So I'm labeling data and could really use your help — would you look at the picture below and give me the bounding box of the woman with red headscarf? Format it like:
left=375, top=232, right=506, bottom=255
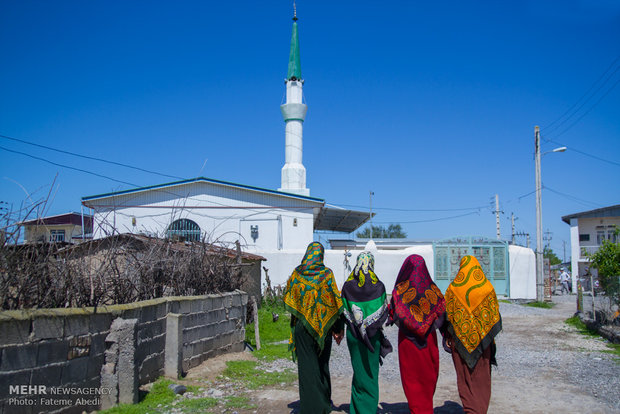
left=388, top=254, right=446, bottom=414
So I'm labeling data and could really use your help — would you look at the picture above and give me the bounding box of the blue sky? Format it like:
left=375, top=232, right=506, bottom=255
left=1, top=1, right=619, bottom=257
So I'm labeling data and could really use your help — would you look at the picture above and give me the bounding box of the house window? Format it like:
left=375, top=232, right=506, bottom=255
left=166, top=219, right=201, bottom=242
left=579, top=234, right=590, bottom=242
left=50, top=230, right=65, bottom=242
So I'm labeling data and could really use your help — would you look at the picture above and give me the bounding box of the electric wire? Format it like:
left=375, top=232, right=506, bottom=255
left=0, top=145, right=139, bottom=187
left=0, top=133, right=186, bottom=181
left=543, top=185, right=603, bottom=208
left=543, top=53, right=620, bottom=133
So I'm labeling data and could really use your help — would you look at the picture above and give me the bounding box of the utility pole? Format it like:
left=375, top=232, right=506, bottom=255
left=495, top=194, right=501, bottom=240
left=562, top=240, right=567, bottom=263
left=544, top=229, right=553, bottom=249
left=369, top=191, right=374, bottom=239
left=511, top=213, right=517, bottom=244
left=527, top=233, right=531, bottom=249
left=535, top=126, right=544, bottom=302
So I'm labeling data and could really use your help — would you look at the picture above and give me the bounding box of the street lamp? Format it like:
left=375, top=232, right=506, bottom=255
left=535, top=126, right=566, bottom=302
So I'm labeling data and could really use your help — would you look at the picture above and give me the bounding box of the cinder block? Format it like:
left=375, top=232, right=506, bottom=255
left=190, top=299, right=204, bottom=313
left=154, top=302, right=168, bottom=319
left=87, top=354, right=105, bottom=379
left=231, top=294, right=242, bottom=307
left=36, top=339, right=69, bottom=365
left=140, top=305, right=156, bottom=323
left=31, top=316, right=63, bottom=340
left=0, top=370, right=32, bottom=399
left=200, top=297, right=213, bottom=311
left=0, top=319, right=31, bottom=346
left=178, top=300, right=192, bottom=314
left=211, top=297, right=224, bottom=310
left=60, top=358, right=89, bottom=384
left=168, top=301, right=179, bottom=314
left=90, top=333, right=107, bottom=355
left=64, top=315, right=90, bottom=337
left=149, top=334, right=166, bottom=356
left=1, top=343, right=38, bottom=371
left=30, top=364, right=63, bottom=386
left=241, top=293, right=249, bottom=306
left=89, top=313, right=112, bottom=333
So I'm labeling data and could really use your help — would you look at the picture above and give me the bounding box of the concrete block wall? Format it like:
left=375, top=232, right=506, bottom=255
left=0, top=290, right=248, bottom=414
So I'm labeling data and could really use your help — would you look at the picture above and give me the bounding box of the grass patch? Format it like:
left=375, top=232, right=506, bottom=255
left=100, top=378, right=216, bottom=414
left=245, top=303, right=290, bottom=345
left=565, top=316, right=620, bottom=363
left=224, top=395, right=257, bottom=410
left=524, top=301, right=555, bottom=309
left=100, top=378, right=176, bottom=414
left=222, top=360, right=297, bottom=389
left=564, top=315, right=599, bottom=337
left=254, top=342, right=291, bottom=361
left=498, top=299, right=511, bottom=304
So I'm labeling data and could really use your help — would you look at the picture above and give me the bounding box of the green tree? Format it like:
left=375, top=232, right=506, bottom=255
left=543, top=246, right=562, bottom=266
left=356, top=224, right=407, bottom=239
left=588, top=231, right=620, bottom=306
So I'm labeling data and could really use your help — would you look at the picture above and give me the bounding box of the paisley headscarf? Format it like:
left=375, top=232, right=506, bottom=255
left=445, top=255, right=502, bottom=369
left=284, top=242, right=344, bottom=355
left=341, top=252, right=391, bottom=354
left=388, top=255, right=446, bottom=342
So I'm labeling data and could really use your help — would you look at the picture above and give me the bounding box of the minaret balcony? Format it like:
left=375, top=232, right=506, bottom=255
left=280, top=103, right=307, bottom=122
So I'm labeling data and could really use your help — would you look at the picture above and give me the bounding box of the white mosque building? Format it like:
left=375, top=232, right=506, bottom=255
left=82, top=13, right=535, bottom=299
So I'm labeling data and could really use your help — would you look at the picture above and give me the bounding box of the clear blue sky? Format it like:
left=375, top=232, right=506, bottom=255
left=1, top=1, right=619, bottom=258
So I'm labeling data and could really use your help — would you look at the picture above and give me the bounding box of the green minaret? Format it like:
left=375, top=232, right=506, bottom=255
left=287, top=12, right=301, bottom=81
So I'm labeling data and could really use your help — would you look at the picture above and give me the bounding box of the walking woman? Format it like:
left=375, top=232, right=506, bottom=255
left=341, top=251, right=392, bottom=414
left=444, top=255, right=502, bottom=414
left=388, top=254, right=446, bottom=414
left=284, top=242, right=345, bottom=414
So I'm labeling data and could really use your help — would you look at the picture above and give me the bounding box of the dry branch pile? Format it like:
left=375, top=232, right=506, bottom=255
left=0, top=234, right=247, bottom=310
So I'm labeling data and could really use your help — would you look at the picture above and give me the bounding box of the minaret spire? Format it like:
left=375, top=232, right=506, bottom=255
left=279, top=5, right=309, bottom=196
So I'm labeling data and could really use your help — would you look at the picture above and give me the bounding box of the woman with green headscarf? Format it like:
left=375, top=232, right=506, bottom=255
left=284, top=242, right=345, bottom=414
left=341, top=251, right=392, bottom=414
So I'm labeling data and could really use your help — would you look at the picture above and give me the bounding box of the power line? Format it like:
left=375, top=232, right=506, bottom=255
left=0, top=133, right=186, bottom=181
left=0, top=145, right=139, bottom=187
left=543, top=185, right=603, bottom=208
left=544, top=137, right=620, bottom=167
left=375, top=211, right=480, bottom=224
left=331, top=203, right=488, bottom=212
left=544, top=53, right=620, bottom=133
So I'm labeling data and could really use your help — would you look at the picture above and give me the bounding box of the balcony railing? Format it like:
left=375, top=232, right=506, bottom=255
left=580, top=245, right=600, bottom=259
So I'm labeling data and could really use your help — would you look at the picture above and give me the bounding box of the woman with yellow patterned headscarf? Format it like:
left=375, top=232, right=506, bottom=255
left=284, top=242, right=345, bottom=414
left=444, top=255, right=502, bottom=414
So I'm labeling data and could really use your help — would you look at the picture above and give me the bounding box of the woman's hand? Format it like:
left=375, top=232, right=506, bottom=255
left=333, top=330, right=344, bottom=345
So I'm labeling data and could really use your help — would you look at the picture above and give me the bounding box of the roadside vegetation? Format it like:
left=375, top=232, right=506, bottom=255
left=524, top=301, right=555, bottom=309
left=565, top=316, right=620, bottom=363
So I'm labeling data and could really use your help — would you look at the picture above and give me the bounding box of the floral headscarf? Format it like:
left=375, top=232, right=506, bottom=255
left=284, top=242, right=344, bottom=355
left=445, top=255, right=502, bottom=368
left=388, top=254, right=446, bottom=340
left=342, top=252, right=391, bottom=354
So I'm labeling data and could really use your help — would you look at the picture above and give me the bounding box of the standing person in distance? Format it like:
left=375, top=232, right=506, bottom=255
left=284, top=242, right=345, bottom=414
left=443, top=255, right=502, bottom=414
left=341, top=251, right=392, bottom=414
left=388, top=254, right=447, bottom=414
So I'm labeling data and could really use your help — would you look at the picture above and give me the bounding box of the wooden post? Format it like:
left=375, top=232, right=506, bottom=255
left=251, top=295, right=261, bottom=350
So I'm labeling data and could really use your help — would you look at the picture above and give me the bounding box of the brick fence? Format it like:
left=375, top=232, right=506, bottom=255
left=0, top=290, right=248, bottom=414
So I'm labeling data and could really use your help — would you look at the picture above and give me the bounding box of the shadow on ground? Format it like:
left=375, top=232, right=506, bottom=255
left=287, top=400, right=463, bottom=413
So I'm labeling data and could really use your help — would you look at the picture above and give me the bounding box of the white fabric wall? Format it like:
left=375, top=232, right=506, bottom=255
left=508, top=245, right=536, bottom=299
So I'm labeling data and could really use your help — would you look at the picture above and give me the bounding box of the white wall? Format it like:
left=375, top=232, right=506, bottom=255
left=261, top=244, right=535, bottom=299
left=508, top=245, right=536, bottom=299
left=88, top=182, right=318, bottom=251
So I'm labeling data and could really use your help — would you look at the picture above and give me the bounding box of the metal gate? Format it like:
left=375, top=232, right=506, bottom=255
left=433, top=236, right=509, bottom=297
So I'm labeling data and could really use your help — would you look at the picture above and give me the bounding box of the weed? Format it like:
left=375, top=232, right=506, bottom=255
left=525, top=301, right=555, bottom=309
left=100, top=378, right=176, bottom=414
left=246, top=302, right=291, bottom=345
left=225, top=395, right=257, bottom=410
left=565, top=316, right=620, bottom=363
left=178, top=397, right=218, bottom=411
left=498, top=299, right=511, bottom=304
left=222, top=360, right=297, bottom=389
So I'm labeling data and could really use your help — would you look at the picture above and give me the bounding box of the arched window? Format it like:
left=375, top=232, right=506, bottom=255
left=166, top=219, right=201, bottom=242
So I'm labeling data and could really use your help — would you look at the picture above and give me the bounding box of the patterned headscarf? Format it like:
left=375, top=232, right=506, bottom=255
left=445, top=255, right=502, bottom=369
left=342, top=252, right=390, bottom=353
left=284, top=242, right=344, bottom=355
left=388, top=254, right=446, bottom=339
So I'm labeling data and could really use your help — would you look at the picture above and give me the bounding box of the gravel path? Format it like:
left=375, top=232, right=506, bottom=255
left=323, top=294, right=620, bottom=413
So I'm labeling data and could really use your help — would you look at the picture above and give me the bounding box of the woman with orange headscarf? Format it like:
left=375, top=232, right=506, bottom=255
left=388, top=254, right=447, bottom=413
left=444, top=255, right=502, bottom=414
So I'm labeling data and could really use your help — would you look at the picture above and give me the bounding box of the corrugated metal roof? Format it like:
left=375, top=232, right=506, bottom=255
left=81, top=177, right=324, bottom=204
left=561, top=204, right=620, bottom=224
left=19, top=212, right=93, bottom=227
left=314, top=205, right=372, bottom=233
